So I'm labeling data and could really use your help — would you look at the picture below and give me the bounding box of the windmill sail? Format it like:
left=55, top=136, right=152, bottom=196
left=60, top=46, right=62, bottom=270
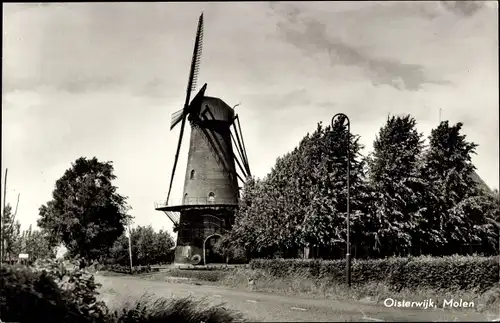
left=166, top=13, right=204, bottom=204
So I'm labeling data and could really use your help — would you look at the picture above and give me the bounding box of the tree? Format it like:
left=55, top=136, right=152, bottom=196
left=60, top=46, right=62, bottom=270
left=37, top=157, right=130, bottom=264
left=229, top=177, right=282, bottom=258
left=1, top=204, right=21, bottom=262
left=230, top=121, right=370, bottom=259
left=293, top=121, right=370, bottom=258
left=367, top=115, right=426, bottom=257
left=421, top=121, right=496, bottom=255
left=109, top=225, right=175, bottom=266
left=18, top=225, right=56, bottom=263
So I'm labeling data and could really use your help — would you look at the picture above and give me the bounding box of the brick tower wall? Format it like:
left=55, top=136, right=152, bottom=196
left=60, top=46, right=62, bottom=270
left=181, top=96, right=238, bottom=205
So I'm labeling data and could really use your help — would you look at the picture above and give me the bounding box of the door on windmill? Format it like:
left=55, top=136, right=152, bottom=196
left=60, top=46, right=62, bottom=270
left=182, top=245, right=192, bottom=259
left=208, top=192, right=215, bottom=204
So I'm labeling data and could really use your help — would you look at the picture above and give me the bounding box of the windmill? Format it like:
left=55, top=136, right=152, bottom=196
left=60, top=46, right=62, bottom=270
left=155, top=13, right=251, bottom=265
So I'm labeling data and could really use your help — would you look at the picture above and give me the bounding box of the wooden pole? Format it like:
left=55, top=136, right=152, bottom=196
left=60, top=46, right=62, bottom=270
left=9, top=194, right=20, bottom=231
left=1, top=169, right=8, bottom=263
left=128, top=225, right=133, bottom=274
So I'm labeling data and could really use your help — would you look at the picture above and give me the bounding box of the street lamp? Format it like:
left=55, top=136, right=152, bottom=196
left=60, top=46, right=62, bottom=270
left=331, top=113, right=351, bottom=288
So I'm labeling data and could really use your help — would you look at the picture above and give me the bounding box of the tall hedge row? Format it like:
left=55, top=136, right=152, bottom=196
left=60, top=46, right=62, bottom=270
left=250, top=256, right=499, bottom=292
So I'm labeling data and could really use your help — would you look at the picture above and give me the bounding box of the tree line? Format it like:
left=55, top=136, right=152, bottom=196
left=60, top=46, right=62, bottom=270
left=1, top=204, right=56, bottom=263
left=225, top=115, right=499, bottom=259
left=4, top=115, right=498, bottom=265
left=2, top=157, right=174, bottom=266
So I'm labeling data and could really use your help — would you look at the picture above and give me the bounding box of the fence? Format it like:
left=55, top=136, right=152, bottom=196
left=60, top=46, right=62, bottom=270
left=154, top=197, right=238, bottom=208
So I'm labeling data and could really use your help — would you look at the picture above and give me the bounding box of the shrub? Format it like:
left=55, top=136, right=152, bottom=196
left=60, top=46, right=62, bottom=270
left=250, top=255, right=499, bottom=292
left=0, top=262, right=109, bottom=323
left=167, top=269, right=228, bottom=282
left=32, top=258, right=110, bottom=321
left=102, top=264, right=152, bottom=275
left=109, top=295, right=245, bottom=323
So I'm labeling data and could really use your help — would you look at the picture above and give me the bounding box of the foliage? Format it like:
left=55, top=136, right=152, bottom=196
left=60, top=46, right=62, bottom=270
left=18, top=225, right=57, bottom=263
left=421, top=121, right=498, bottom=255
left=107, top=225, right=175, bottom=266
left=367, top=115, right=426, bottom=256
left=250, top=256, right=499, bottom=293
left=228, top=115, right=499, bottom=259
left=37, top=157, right=131, bottom=263
left=213, top=234, right=247, bottom=264
left=100, top=264, right=152, bottom=275
left=231, top=121, right=370, bottom=258
left=109, top=295, right=245, bottom=323
left=0, top=260, right=109, bottom=323
left=166, top=268, right=229, bottom=282
left=1, top=203, right=21, bottom=262
left=32, top=258, right=110, bottom=321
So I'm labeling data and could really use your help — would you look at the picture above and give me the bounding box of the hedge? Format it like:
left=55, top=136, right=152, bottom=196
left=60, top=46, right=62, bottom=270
left=98, top=264, right=153, bottom=275
left=249, top=255, right=500, bottom=292
left=167, top=269, right=228, bottom=282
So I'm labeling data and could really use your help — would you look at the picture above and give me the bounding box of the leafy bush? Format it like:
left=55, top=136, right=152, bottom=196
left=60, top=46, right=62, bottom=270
left=213, top=234, right=248, bottom=264
left=32, top=259, right=109, bottom=320
left=0, top=262, right=109, bottom=323
left=108, top=226, right=175, bottom=266
left=109, top=295, right=245, bottom=323
left=250, top=255, right=499, bottom=292
left=101, top=264, right=153, bottom=275
left=167, top=269, right=228, bottom=282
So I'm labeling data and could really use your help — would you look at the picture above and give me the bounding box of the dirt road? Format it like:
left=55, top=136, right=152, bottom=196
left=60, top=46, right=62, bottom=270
left=96, top=275, right=496, bottom=322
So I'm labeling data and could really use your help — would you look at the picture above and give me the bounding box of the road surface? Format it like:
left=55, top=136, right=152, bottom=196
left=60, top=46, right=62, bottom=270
left=96, top=275, right=496, bottom=322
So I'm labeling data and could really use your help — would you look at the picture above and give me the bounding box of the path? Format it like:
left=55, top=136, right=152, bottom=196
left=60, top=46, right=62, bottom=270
left=96, top=275, right=496, bottom=322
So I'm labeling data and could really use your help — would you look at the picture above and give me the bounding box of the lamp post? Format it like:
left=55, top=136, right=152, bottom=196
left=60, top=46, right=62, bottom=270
left=331, top=113, right=351, bottom=288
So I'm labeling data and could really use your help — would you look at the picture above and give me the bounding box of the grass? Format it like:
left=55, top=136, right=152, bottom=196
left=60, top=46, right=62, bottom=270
left=166, top=268, right=230, bottom=282
left=142, top=266, right=500, bottom=315
left=108, top=294, right=246, bottom=323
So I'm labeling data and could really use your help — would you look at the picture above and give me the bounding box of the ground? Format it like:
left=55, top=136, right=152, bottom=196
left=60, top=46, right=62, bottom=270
left=96, top=274, right=497, bottom=322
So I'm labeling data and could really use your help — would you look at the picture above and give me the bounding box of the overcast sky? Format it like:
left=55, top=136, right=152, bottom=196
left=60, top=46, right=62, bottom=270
left=2, top=1, right=498, bottom=235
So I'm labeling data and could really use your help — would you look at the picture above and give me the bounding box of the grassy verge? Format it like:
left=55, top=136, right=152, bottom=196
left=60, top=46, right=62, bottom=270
left=141, top=266, right=500, bottom=315
left=223, top=267, right=499, bottom=312
left=108, top=294, right=245, bottom=323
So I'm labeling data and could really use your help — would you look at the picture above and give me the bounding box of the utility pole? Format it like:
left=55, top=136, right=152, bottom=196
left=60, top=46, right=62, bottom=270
left=9, top=194, right=20, bottom=231
left=1, top=169, right=8, bottom=263
left=128, top=224, right=133, bottom=274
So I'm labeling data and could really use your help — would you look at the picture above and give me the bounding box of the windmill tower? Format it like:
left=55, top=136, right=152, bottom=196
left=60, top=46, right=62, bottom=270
left=155, top=13, right=251, bottom=265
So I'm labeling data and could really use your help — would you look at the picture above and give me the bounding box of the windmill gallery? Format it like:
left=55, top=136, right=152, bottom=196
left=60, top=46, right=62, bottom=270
left=155, top=14, right=252, bottom=266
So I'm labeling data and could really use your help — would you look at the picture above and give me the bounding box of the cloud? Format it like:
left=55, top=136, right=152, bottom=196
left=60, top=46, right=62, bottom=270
left=440, top=1, right=489, bottom=16
left=2, top=3, right=203, bottom=95
left=270, top=2, right=452, bottom=91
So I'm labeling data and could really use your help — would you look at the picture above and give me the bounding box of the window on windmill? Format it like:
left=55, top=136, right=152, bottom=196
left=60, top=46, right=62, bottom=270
left=190, top=170, right=195, bottom=180
left=184, top=193, right=188, bottom=203
left=208, top=192, right=215, bottom=203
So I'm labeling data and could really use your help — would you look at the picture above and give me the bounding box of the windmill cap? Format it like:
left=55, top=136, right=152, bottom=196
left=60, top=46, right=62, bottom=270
left=192, top=96, right=235, bottom=122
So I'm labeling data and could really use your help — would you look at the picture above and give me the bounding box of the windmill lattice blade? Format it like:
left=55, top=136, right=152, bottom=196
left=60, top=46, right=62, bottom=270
left=170, top=109, right=185, bottom=130
left=166, top=114, right=188, bottom=203
left=184, top=13, right=204, bottom=108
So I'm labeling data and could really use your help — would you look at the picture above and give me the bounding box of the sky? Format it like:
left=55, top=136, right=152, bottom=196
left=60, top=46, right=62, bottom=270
left=2, top=1, right=499, bottom=236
